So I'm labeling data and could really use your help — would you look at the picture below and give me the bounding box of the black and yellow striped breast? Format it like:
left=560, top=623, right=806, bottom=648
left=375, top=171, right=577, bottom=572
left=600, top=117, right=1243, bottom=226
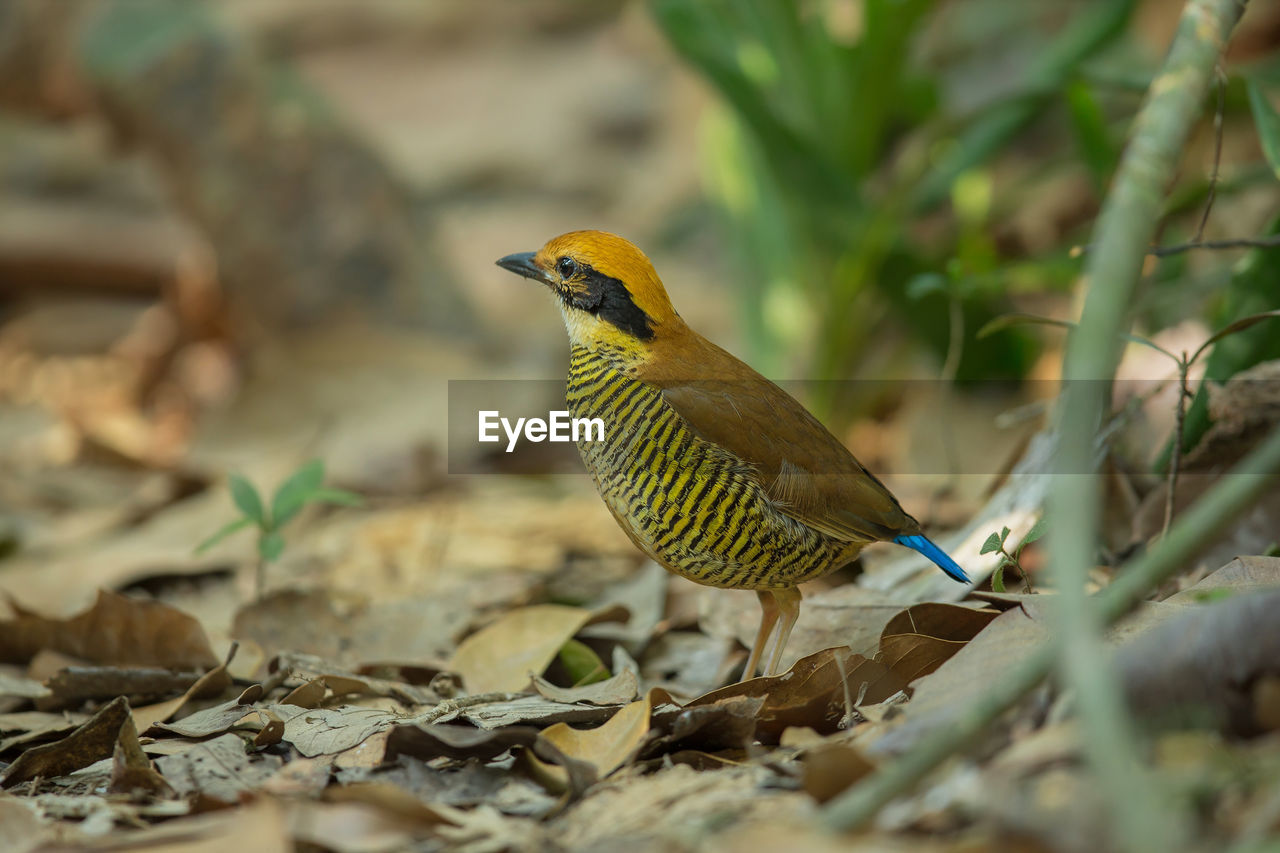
left=566, top=344, right=859, bottom=590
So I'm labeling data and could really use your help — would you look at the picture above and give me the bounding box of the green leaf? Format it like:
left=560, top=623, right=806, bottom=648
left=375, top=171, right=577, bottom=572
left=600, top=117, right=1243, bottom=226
left=229, top=476, right=266, bottom=527
left=194, top=517, right=253, bottom=555
left=1188, top=310, right=1280, bottom=367
left=906, top=272, right=948, bottom=301
left=980, top=532, right=1003, bottom=555
left=557, top=639, right=610, bottom=687
left=1000, top=526, right=1011, bottom=544
left=270, top=460, right=326, bottom=528
left=1246, top=78, right=1280, bottom=181
left=1064, top=78, right=1117, bottom=188
left=258, top=531, right=286, bottom=563
left=991, top=562, right=1006, bottom=593
left=1022, top=516, right=1049, bottom=546
left=304, top=487, right=364, bottom=508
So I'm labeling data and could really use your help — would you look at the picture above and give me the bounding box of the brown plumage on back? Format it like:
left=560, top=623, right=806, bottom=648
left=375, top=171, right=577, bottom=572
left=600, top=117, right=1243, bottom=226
left=641, top=333, right=920, bottom=543
left=498, top=230, right=968, bottom=681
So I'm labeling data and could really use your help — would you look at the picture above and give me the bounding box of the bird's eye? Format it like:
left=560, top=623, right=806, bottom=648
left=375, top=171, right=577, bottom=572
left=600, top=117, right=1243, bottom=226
left=556, top=257, right=577, bottom=279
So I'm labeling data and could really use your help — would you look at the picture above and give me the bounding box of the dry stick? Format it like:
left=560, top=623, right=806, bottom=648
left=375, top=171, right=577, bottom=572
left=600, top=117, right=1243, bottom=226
left=1148, top=234, right=1280, bottom=256
left=1192, top=65, right=1227, bottom=244
left=1072, top=233, right=1280, bottom=258
left=821, top=419, right=1280, bottom=834
left=822, top=0, right=1251, bottom=842
left=1163, top=352, right=1192, bottom=538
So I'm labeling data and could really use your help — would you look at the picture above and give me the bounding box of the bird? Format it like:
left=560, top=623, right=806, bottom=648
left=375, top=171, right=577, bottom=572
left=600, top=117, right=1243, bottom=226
left=497, top=230, right=969, bottom=681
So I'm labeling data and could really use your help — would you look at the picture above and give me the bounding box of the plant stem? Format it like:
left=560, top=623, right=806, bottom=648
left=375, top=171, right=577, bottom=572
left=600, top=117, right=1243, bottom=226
left=1051, top=1, right=1245, bottom=849
left=821, top=0, right=1250, bottom=839
left=820, top=415, right=1280, bottom=834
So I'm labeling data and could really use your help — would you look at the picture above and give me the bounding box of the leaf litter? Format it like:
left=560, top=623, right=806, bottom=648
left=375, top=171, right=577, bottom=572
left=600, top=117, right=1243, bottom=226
left=4, top=370, right=1280, bottom=853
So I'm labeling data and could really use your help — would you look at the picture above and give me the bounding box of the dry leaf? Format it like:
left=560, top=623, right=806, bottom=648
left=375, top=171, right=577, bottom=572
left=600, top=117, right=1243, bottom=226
left=109, top=715, right=174, bottom=800
left=532, top=666, right=639, bottom=706
left=384, top=723, right=539, bottom=762
left=1169, top=555, right=1280, bottom=602
left=0, top=711, right=88, bottom=754
left=1118, top=587, right=1280, bottom=736
left=149, top=694, right=262, bottom=739
left=132, top=646, right=237, bottom=733
left=801, top=742, right=876, bottom=803
left=281, top=679, right=326, bottom=709
left=644, top=695, right=761, bottom=757
left=532, top=688, right=662, bottom=791
left=0, top=670, right=51, bottom=701
left=154, top=732, right=282, bottom=803
left=455, top=696, right=620, bottom=730
left=0, top=794, right=49, bottom=853
left=0, top=589, right=217, bottom=670
left=1, top=695, right=131, bottom=787
left=690, top=648, right=907, bottom=742
left=449, top=605, right=593, bottom=694
left=278, top=706, right=395, bottom=757
left=877, top=602, right=1000, bottom=684
left=869, top=602, right=1050, bottom=756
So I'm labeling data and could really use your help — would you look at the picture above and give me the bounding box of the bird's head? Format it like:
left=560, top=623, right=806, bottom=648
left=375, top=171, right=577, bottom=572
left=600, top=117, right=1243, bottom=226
left=497, top=230, right=679, bottom=352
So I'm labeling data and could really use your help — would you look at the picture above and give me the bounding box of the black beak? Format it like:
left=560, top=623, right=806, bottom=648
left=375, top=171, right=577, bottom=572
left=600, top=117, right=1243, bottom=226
left=496, top=251, right=546, bottom=282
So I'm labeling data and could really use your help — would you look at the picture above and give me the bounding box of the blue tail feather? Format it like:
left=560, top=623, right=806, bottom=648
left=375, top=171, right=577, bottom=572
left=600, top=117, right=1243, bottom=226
left=893, top=534, right=970, bottom=584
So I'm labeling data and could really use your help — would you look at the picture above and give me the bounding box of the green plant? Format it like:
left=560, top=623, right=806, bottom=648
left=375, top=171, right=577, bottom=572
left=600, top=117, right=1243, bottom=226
left=980, top=516, right=1045, bottom=593
left=649, top=0, right=1135, bottom=405
left=196, top=459, right=362, bottom=597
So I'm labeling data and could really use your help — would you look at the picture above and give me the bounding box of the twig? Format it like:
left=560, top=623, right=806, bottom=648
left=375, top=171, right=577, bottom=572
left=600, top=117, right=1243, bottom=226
left=1162, top=352, right=1191, bottom=537
left=821, top=418, right=1280, bottom=833
left=1071, top=234, right=1280, bottom=258
left=1192, top=65, right=1227, bottom=243
left=1148, top=234, right=1280, bottom=256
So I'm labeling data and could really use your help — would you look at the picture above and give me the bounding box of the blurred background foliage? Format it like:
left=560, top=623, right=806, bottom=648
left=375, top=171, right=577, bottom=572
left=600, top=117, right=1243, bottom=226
left=651, top=0, right=1280, bottom=426
left=0, top=0, right=1278, bottom=482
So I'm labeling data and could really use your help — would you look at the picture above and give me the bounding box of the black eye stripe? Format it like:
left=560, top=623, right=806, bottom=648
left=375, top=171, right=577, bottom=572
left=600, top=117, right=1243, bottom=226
left=561, top=261, right=654, bottom=341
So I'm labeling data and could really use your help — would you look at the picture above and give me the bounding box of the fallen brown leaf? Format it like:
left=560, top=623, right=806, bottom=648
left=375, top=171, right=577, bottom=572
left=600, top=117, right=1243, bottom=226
left=691, top=647, right=908, bottom=742
left=1, top=695, right=131, bottom=787
left=532, top=665, right=639, bottom=706
left=0, top=589, right=217, bottom=670
left=449, top=604, right=593, bottom=694
left=877, top=602, right=1000, bottom=684
left=384, top=723, right=539, bottom=762
left=132, top=645, right=237, bottom=733
left=1118, top=587, right=1280, bottom=736
left=532, top=688, right=662, bottom=791
left=278, top=706, right=395, bottom=757
left=644, top=694, right=761, bottom=757
left=109, top=715, right=174, bottom=800
left=148, top=684, right=263, bottom=738
left=869, top=601, right=1050, bottom=756
left=154, top=732, right=282, bottom=804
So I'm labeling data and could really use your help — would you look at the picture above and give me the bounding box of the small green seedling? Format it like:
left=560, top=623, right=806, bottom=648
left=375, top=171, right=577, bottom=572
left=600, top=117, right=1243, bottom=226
left=196, top=459, right=362, bottom=597
left=980, top=516, right=1047, bottom=593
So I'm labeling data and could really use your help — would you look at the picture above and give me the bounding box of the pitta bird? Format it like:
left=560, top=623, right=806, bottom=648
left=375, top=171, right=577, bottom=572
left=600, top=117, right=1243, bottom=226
left=498, top=231, right=969, bottom=680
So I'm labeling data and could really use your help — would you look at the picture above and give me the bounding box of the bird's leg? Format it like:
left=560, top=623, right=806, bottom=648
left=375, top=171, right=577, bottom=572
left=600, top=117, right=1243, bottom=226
left=742, top=590, right=779, bottom=681
left=764, top=586, right=802, bottom=676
